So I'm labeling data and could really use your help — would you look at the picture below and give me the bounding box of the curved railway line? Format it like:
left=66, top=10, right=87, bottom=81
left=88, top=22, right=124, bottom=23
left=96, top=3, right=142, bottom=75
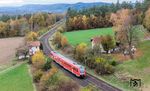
left=39, top=19, right=122, bottom=91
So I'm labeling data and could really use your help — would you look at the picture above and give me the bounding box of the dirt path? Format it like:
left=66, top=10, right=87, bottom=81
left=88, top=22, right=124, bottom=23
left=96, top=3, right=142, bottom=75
left=0, top=37, right=25, bottom=70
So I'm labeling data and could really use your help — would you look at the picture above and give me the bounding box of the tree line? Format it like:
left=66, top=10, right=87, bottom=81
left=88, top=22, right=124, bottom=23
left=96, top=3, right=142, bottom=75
left=66, top=0, right=150, bottom=32
left=0, top=13, right=64, bottom=38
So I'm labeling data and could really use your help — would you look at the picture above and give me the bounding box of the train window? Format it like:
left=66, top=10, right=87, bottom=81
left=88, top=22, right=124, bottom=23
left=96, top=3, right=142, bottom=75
left=73, top=67, right=78, bottom=72
left=64, top=62, right=71, bottom=68
left=80, top=66, right=85, bottom=73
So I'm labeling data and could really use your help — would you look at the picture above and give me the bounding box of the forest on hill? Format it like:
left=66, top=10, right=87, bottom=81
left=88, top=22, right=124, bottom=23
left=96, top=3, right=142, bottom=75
left=66, top=0, right=149, bottom=31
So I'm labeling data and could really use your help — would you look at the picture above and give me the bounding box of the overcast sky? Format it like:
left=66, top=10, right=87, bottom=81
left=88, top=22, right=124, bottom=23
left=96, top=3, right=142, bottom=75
left=0, top=0, right=142, bottom=6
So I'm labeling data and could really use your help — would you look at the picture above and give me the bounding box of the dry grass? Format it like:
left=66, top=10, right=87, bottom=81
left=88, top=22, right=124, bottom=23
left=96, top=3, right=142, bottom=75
left=112, top=49, right=143, bottom=62
left=0, top=37, right=25, bottom=70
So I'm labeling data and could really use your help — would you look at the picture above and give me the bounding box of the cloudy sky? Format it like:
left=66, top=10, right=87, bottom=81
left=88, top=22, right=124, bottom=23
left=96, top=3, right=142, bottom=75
left=0, top=0, right=142, bottom=6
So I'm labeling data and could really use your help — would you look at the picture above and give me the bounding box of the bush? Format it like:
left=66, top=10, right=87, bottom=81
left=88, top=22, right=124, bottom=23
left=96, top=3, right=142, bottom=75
left=95, top=58, right=115, bottom=75
left=56, top=79, right=79, bottom=91
left=42, top=58, right=52, bottom=71
left=110, top=60, right=117, bottom=66
left=40, top=67, right=58, bottom=91
left=33, top=69, right=44, bottom=83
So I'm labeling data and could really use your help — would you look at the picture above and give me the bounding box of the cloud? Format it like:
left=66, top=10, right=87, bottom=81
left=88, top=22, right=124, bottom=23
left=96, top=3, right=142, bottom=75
left=0, top=0, right=24, bottom=4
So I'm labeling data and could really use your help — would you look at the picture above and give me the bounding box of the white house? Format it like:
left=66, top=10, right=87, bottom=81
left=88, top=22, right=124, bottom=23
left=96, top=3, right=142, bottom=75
left=91, top=36, right=105, bottom=53
left=28, top=41, right=41, bottom=56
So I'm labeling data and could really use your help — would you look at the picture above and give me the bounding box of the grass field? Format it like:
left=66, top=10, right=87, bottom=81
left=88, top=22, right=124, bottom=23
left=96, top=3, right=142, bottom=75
left=0, top=63, right=34, bottom=91
left=64, top=28, right=114, bottom=46
left=115, top=40, right=150, bottom=91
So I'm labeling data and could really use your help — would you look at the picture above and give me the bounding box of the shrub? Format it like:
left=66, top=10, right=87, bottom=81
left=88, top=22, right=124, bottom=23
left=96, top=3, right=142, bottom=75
left=110, top=60, right=117, bottom=66
left=32, top=51, right=46, bottom=69
left=40, top=67, right=58, bottom=91
left=33, top=69, right=44, bottom=83
left=95, top=58, right=115, bottom=75
left=56, top=79, right=79, bottom=91
left=42, top=58, right=52, bottom=71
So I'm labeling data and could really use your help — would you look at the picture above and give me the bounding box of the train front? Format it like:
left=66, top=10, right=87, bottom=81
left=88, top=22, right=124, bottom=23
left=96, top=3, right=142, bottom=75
left=79, top=66, right=86, bottom=78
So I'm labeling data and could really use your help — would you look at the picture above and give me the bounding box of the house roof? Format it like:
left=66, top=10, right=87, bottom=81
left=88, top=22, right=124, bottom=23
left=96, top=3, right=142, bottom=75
left=91, top=36, right=102, bottom=44
left=28, top=41, right=41, bottom=47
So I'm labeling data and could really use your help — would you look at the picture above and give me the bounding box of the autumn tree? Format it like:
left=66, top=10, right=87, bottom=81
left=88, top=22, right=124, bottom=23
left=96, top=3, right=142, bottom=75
left=61, top=36, right=68, bottom=48
left=40, top=67, right=58, bottom=90
left=18, top=17, right=29, bottom=36
left=0, top=21, right=9, bottom=37
left=53, top=31, right=62, bottom=48
left=82, top=15, right=88, bottom=29
left=143, top=8, right=150, bottom=32
left=101, top=35, right=115, bottom=53
left=32, top=51, right=46, bottom=69
left=110, top=9, right=139, bottom=59
left=29, top=13, right=45, bottom=31
left=75, top=43, right=87, bottom=62
left=25, top=31, right=38, bottom=41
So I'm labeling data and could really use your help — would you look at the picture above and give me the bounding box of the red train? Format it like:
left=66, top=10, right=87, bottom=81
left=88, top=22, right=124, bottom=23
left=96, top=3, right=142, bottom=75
left=50, top=51, right=86, bottom=78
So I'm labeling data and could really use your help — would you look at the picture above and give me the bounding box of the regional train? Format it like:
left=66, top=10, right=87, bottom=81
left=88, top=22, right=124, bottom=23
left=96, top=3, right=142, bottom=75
left=50, top=51, right=86, bottom=78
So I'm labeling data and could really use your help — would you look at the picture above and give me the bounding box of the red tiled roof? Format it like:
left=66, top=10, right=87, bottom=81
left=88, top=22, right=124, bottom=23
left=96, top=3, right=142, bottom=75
left=91, top=36, right=102, bottom=44
left=28, top=41, right=40, bottom=47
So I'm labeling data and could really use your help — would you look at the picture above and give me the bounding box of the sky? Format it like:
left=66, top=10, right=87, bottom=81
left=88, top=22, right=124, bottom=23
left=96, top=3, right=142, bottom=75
left=0, top=0, right=142, bottom=6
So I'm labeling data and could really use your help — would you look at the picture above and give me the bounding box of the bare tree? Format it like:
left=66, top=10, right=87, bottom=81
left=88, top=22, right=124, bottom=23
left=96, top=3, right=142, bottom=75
left=110, top=9, right=139, bottom=59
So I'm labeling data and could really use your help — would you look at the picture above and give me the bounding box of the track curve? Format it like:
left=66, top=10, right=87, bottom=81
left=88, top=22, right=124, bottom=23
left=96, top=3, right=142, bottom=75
left=39, top=19, right=122, bottom=91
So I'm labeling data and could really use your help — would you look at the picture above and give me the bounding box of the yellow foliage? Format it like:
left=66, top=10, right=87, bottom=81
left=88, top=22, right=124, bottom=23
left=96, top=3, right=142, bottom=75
left=95, top=57, right=106, bottom=63
left=40, top=67, right=58, bottom=82
left=0, top=21, right=8, bottom=33
left=32, top=51, right=45, bottom=69
left=61, top=36, right=68, bottom=48
left=76, top=43, right=87, bottom=55
left=144, top=8, right=150, bottom=31
left=26, top=31, right=38, bottom=41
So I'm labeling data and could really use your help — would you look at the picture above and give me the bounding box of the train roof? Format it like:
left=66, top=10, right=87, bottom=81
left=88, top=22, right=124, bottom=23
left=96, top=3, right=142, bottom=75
left=53, top=51, right=84, bottom=68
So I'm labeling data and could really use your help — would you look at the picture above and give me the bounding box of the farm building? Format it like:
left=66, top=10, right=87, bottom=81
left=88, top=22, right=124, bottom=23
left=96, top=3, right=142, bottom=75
left=28, top=41, right=41, bottom=56
left=91, top=36, right=105, bottom=53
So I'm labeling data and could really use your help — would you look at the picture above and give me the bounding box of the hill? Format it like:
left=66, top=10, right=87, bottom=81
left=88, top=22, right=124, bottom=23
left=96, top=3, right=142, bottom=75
left=0, top=2, right=110, bottom=15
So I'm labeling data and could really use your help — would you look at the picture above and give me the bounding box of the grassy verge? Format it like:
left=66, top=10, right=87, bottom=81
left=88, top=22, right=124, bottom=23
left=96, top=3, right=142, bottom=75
left=0, top=63, right=34, bottom=91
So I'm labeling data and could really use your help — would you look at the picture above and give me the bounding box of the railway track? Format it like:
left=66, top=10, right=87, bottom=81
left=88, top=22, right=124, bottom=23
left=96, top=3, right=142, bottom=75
left=39, top=19, right=122, bottom=91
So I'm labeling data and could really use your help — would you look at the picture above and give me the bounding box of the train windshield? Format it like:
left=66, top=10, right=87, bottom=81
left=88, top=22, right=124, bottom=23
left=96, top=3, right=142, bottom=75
left=80, top=66, right=85, bottom=73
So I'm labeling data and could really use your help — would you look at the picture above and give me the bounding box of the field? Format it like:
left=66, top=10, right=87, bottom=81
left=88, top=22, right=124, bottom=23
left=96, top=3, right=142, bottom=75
left=115, top=40, right=150, bottom=91
left=0, top=63, right=34, bottom=91
left=0, top=37, right=25, bottom=71
left=64, top=28, right=114, bottom=46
